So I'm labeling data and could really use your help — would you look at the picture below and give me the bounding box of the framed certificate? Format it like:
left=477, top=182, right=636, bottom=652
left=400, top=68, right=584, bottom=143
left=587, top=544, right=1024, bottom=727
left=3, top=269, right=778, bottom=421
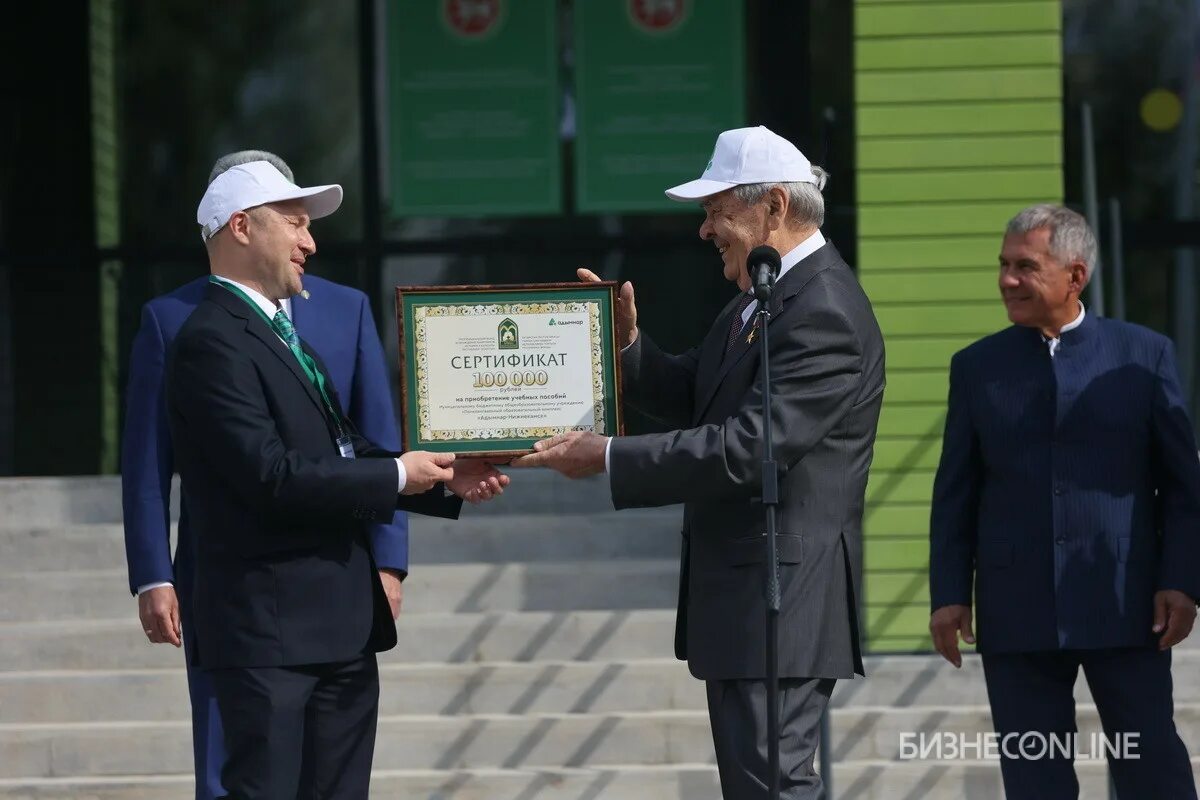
left=395, top=282, right=624, bottom=457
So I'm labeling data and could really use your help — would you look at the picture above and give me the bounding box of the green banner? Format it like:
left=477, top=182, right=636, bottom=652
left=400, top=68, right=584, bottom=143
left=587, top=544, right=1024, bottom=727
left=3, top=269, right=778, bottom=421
left=387, top=0, right=561, bottom=216
left=573, top=1, right=745, bottom=213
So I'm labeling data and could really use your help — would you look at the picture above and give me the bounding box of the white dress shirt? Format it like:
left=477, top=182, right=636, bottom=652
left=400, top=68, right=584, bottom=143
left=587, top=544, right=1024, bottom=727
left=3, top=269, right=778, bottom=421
left=137, top=278, right=406, bottom=595
left=602, top=231, right=828, bottom=473
left=1042, top=302, right=1086, bottom=358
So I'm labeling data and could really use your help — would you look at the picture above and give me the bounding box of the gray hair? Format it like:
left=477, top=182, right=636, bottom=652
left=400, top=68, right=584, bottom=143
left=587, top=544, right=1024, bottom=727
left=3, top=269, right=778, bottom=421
left=731, top=165, right=829, bottom=228
left=207, top=149, right=294, bottom=185
left=1006, top=204, right=1097, bottom=282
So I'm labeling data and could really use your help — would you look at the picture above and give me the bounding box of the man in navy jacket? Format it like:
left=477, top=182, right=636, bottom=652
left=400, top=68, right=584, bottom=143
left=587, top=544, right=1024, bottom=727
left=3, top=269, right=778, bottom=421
left=120, top=151, right=409, bottom=800
left=929, top=204, right=1200, bottom=799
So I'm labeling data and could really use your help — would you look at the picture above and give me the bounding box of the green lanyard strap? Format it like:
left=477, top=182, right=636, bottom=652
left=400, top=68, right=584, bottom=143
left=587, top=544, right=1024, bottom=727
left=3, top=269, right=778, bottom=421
left=209, top=277, right=345, bottom=437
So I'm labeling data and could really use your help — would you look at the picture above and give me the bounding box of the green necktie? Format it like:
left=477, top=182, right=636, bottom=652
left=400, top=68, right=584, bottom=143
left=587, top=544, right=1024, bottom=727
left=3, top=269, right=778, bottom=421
left=271, top=309, right=303, bottom=354
left=208, top=277, right=346, bottom=438
left=270, top=309, right=344, bottom=433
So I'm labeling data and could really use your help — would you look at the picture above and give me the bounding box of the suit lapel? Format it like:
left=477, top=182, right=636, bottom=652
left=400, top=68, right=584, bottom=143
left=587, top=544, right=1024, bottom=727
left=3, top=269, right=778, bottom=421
left=691, top=241, right=843, bottom=424
left=206, top=285, right=326, bottom=419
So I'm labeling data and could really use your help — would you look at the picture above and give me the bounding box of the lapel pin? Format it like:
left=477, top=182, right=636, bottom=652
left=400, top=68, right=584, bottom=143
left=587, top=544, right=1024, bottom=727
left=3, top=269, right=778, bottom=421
left=300, top=290, right=310, bottom=300
left=746, top=317, right=761, bottom=345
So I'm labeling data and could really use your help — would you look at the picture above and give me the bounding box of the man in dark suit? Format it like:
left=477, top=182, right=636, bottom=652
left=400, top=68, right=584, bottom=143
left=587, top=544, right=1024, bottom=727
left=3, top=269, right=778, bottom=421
left=121, top=151, right=416, bottom=800
left=166, top=158, right=506, bottom=798
left=517, top=126, right=885, bottom=799
left=929, top=204, right=1200, bottom=799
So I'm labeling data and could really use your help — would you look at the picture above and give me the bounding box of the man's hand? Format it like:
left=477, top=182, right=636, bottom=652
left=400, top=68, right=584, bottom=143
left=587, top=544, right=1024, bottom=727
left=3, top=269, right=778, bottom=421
left=930, top=604, right=974, bottom=668
left=138, top=585, right=182, bottom=647
left=511, top=431, right=607, bottom=479
left=400, top=451, right=456, bottom=495
left=578, top=268, right=637, bottom=349
left=378, top=568, right=404, bottom=619
left=447, top=459, right=510, bottom=504
left=1153, top=589, right=1197, bottom=650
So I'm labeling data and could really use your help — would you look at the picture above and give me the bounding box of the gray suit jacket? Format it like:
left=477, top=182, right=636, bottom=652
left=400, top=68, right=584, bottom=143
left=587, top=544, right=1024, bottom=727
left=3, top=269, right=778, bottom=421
left=609, top=242, right=884, bottom=680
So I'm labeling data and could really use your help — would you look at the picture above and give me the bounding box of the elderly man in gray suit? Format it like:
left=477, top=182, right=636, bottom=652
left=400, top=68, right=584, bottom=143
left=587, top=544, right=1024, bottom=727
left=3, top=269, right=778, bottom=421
left=516, top=126, right=885, bottom=799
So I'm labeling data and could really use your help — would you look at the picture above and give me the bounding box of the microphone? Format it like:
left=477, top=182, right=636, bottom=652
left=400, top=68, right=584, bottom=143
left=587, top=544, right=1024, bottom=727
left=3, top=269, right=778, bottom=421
left=747, top=245, right=782, bottom=302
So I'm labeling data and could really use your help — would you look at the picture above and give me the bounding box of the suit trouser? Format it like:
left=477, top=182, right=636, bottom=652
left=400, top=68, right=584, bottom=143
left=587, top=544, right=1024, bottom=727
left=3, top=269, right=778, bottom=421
left=181, top=614, right=226, bottom=800
left=209, top=654, right=380, bottom=800
left=706, top=677, right=836, bottom=800
left=982, top=647, right=1196, bottom=800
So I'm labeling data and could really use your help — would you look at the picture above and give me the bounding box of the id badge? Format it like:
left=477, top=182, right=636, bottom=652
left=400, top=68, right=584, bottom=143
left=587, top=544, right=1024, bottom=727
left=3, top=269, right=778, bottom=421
left=336, top=435, right=356, bottom=460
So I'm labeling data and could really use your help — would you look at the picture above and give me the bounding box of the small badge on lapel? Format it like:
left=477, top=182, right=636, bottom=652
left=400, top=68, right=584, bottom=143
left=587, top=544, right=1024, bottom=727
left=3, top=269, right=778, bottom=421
left=746, top=317, right=760, bottom=345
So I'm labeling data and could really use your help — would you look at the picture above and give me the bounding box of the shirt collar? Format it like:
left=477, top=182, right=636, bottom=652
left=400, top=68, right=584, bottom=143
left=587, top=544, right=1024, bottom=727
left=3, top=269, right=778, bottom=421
left=741, top=229, right=826, bottom=299
left=778, top=230, right=826, bottom=285
left=212, top=275, right=292, bottom=320
left=1042, top=301, right=1086, bottom=342
left=1059, top=301, right=1085, bottom=335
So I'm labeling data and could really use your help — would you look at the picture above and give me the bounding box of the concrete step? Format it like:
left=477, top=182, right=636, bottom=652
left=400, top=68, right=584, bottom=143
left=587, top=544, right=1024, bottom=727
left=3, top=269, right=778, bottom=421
left=10, top=651, right=1200, bottom=724
left=0, top=561, right=679, bottom=622
left=0, top=478, right=127, bottom=529
left=2, top=764, right=715, bottom=800
left=0, top=661, right=705, bottom=723
left=0, top=711, right=716, bottom=779
left=0, top=611, right=679, bottom=671
left=833, top=650, right=1200, bottom=707
left=6, top=758, right=1200, bottom=800
left=0, top=472, right=635, bottom=530
left=7, top=699, right=1200, bottom=781
left=0, top=512, right=682, bottom=573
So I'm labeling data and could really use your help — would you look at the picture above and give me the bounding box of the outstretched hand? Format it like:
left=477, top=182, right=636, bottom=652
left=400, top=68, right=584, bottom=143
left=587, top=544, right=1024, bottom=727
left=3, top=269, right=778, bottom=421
left=447, top=458, right=510, bottom=504
left=511, top=431, right=607, bottom=479
left=578, top=268, right=637, bottom=349
left=400, top=451, right=456, bottom=495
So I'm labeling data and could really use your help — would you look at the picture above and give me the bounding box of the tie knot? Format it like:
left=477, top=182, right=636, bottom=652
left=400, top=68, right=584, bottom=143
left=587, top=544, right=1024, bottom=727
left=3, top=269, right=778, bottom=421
left=735, top=293, right=755, bottom=315
left=272, top=309, right=299, bottom=348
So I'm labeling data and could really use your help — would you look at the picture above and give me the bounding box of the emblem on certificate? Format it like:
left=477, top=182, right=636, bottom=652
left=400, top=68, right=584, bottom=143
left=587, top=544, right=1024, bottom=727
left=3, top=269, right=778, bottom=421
left=395, top=282, right=625, bottom=457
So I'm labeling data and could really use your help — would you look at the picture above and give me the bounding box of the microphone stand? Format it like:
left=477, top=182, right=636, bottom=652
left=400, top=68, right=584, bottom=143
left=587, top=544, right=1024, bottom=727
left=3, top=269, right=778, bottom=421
left=753, top=276, right=782, bottom=800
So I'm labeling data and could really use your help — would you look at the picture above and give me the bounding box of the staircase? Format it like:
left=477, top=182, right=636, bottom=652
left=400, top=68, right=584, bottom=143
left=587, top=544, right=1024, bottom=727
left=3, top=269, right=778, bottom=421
left=1, top=476, right=1197, bottom=799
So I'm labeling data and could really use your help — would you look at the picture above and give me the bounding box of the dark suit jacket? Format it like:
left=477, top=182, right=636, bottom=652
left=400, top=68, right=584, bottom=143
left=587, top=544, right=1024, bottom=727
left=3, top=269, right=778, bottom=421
left=166, top=284, right=460, bottom=669
left=930, top=312, right=1200, bottom=653
left=122, top=275, right=411, bottom=623
left=609, top=242, right=885, bottom=680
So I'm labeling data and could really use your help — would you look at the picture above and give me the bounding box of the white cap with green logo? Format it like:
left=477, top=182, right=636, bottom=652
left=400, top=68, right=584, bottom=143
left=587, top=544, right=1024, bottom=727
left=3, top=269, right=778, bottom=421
left=664, top=126, right=818, bottom=201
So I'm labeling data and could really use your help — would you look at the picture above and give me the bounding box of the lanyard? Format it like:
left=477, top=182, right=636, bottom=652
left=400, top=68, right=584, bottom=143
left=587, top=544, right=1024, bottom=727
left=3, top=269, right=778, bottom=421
left=209, top=277, right=346, bottom=438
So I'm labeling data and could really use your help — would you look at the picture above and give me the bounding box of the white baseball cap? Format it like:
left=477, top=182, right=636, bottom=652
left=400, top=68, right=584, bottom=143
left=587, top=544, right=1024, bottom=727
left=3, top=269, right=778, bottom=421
left=665, top=126, right=818, bottom=201
left=196, top=160, right=343, bottom=242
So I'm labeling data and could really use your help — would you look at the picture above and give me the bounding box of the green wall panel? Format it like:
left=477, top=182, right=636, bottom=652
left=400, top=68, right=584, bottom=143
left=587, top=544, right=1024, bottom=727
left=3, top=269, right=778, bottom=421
left=873, top=370, right=950, bottom=405
left=864, top=503, right=936, bottom=537
left=857, top=33, right=1060, bottom=70
left=860, top=235, right=1004, bottom=269
left=857, top=67, right=1061, bottom=104
left=878, top=337, right=978, bottom=369
left=858, top=101, right=1061, bottom=137
left=860, top=271, right=1000, bottom=302
left=860, top=201, right=1051, bottom=237
left=858, top=168, right=1062, bottom=204
left=857, top=2, right=1059, bottom=38
left=877, top=404, right=947, bottom=437
left=858, top=134, right=1061, bottom=171
left=868, top=573, right=932, bottom=606
left=874, top=303, right=1009, bottom=337
left=855, top=0, right=1062, bottom=652
left=865, top=471, right=935, bottom=505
